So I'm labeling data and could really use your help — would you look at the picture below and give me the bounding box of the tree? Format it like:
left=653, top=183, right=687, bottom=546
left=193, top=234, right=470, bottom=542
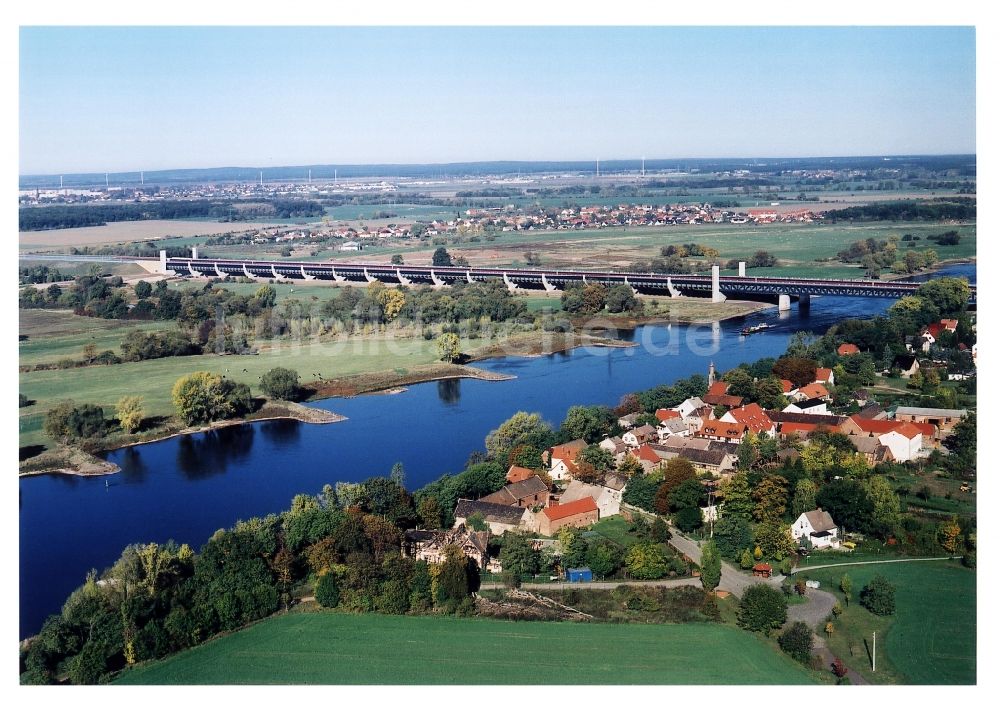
left=859, top=575, right=895, bottom=615
left=499, top=532, right=540, bottom=581
left=585, top=539, right=623, bottom=578
left=673, top=506, right=703, bottom=533
left=134, top=280, right=152, bottom=299
left=772, top=356, right=819, bottom=388
left=624, top=543, right=669, bottom=580
left=754, top=520, right=796, bottom=560
left=660, top=457, right=697, bottom=494
left=259, top=367, right=301, bottom=401
left=417, top=496, right=443, bottom=529
left=434, top=545, right=473, bottom=610
left=605, top=284, right=640, bottom=313
left=816, top=478, right=874, bottom=535
left=315, top=571, right=340, bottom=607
left=390, top=254, right=404, bottom=265
left=254, top=285, right=277, bottom=309
left=670, top=478, right=704, bottom=512
left=171, top=371, right=251, bottom=425
left=561, top=405, right=613, bottom=443
left=700, top=540, right=722, bottom=591
left=740, top=548, right=754, bottom=570
left=43, top=401, right=107, bottom=443
left=719, top=472, right=754, bottom=521
left=914, top=277, right=971, bottom=318
left=432, top=247, right=453, bottom=267
left=737, top=584, right=788, bottom=633
left=864, top=476, right=901, bottom=535
left=936, top=516, right=961, bottom=553
left=839, top=574, right=852, bottom=607
left=617, top=453, right=643, bottom=479
left=753, top=475, right=789, bottom=523
left=116, top=395, right=144, bottom=434
left=437, top=333, right=461, bottom=363
left=778, top=621, right=814, bottom=664
left=714, top=516, right=753, bottom=559
left=578, top=444, right=614, bottom=473
left=791, top=479, right=817, bottom=518
left=485, top=411, right=549, bottom=459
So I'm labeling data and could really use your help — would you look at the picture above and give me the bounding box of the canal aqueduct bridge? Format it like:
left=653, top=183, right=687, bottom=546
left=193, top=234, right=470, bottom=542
left=20, top=250, right=976, bottom=311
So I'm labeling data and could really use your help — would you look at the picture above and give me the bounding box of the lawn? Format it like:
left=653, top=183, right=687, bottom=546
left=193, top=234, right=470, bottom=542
left=18, top=310, right=164, bottom=368
left=115, top=611, right=817, bottom=685
left=806, top=560, right=975, bottom=684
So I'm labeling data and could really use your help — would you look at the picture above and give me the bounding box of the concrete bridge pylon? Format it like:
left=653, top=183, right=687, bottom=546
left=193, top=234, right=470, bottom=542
left=395, top=268, right=412, bottom=286
left=711, top=264, right=727, bottom=303
left=430, top=270, right=446, bottom=287
left=300, top=266, right=316, bottom=281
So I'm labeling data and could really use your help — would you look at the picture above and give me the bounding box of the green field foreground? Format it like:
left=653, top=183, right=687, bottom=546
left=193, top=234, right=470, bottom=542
left=115, top=612, right=817, bottom=685
left=807, top=560, right=976, bottom=685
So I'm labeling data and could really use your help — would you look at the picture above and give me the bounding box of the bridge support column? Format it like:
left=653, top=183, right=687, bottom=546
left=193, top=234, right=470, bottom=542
left=502, top=272, right=517, bottom=293
left=778, top=293, right=791, bottom=312
left=188, top=261, right=202, bottom=278
left=430, top=270, right=446, bottom=287
left=363, top=268, right=377, bottom=283
left=799, top=293, right=811, bottom=310
left=466, top=271, right=474, bottom=284
left=666, top=277, right=681, bottom=298
left=159, top=250, right=168, bottom=273
left=300, top=266, right=315, bottom=281
left=243, top=264, right=253, bottom=279
left=711, top=264, right=727, bottom=303
left=214, top=263, right=225, bottom=278
left=271, top=265, right=281, bottom=280
left=541, top=274, right=558, bottom=293
left=331, top=267, right=346, bottom=283
left=395, top=268, right=412, bottom=286
left=191, top=247, right=199, bottom=260
left=738, top=261, right=746, bottom=277
left=624, top=277, right=639, bottom=296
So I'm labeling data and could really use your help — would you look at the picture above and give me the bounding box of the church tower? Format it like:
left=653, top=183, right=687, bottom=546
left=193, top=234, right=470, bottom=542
left=708, top=361, right=717, bottom=387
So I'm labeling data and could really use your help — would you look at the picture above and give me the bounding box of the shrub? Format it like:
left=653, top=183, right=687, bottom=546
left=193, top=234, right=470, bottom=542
left=314, top=572, right=340, bottom=608
left=778, top=621, right=814, bottom=664
left=737, top=584, right=788, bottom=633
left=43, top=402, right=107, bottom=443
left=259, top=367, right=301, bottom=401
left=859, top=574, right=896, bottom=615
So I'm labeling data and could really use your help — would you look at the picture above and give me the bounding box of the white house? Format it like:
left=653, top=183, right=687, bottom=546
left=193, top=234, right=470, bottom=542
left=783, top=398, right=830, bottom=416
left=598, top=436, right=629, bottom=464
left=656, top=418, right=691, bottom=441
left=877, top=423, right=923, bottom=462
left=676, top=396, right=707, bottom=419
left=622, top=424, right=656, bottom=448
left=790, top=509, right=840, bottom=549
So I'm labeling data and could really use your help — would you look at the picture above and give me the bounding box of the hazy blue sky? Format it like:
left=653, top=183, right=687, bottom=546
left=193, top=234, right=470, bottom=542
left=19, top=26, right=976, bottom=174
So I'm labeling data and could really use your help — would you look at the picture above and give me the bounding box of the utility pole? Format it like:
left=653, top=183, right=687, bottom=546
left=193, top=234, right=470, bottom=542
left=872, top=631, right=876, bottom=672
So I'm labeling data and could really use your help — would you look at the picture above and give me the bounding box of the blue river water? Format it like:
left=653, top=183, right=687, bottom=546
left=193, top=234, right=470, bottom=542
left=18, top=264, right=975, bottom=637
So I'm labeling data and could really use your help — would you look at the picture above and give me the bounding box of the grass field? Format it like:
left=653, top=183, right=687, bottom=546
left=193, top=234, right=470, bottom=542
left=18, top=310, right=164, bottom=367
left=114, top=612, right=817, bottom=685
left=807, top=560, right=975, bottom=684
left=18, top=219, right=303, bottom=249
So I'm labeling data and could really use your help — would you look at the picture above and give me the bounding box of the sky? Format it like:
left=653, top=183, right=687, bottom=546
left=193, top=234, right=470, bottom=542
left=18, top=25, right=976, bottom=175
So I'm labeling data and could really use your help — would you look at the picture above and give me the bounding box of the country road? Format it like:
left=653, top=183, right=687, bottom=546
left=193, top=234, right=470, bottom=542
left=792, top=556, right=954, bottom=573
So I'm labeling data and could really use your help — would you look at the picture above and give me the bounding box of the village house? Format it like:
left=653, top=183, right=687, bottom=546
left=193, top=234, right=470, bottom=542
left=694, top=420, right=747, bottom=445
left=617, top=412, right=643, bottom=428
left=622, top=424, right=657, bottom=448
left=655, top=408, right=683, bottom=422
left=893, top=406, right=968, bottom=438
left=598, top=436, right=629, bottom=464
left=676, top=396, right=708, bottom=419
left=656, top=417, right=691, bottom=440
left=790, top=509, right=840, bottom=549
left=560, top=480, right=622, bottom=518
left=402, top=525, right=490, bottom=569
left=453, top=499, right=529, bottom=535
left=633, top=443, right=665, bottom=473
left=814, top=367, right=835, bottom=386
left=790, top=382, right=831, bottom=402
left=703, top=381, right=745, bottom=409
left=783, top=397, right=830, bottom=416
left=536, top=497, right=600, bottom=536
left=506, top=465, right=536, bottom=484
left=479, top=475, right=551, bottom=509
left=663, top=447, right=737, bottom=476
left=720, top=403, right=776, bottom=437
left=892, top=354, right=921, bottom=378
left=545, top=439, right=588, bottom=481
left=779, top=379, right=796, bottom=396
left=839, top=416, right=930, bottom=462
left=846, top=435, right=894, bottom=466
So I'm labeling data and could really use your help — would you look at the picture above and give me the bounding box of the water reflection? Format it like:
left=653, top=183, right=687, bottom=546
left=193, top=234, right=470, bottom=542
left=117, top=447, right=150, bottom=484
left=437, top=378, right=461, bottom=405
left=175, top=425, right=255, bottom=479
left=259, top=418, right=302, bottom=447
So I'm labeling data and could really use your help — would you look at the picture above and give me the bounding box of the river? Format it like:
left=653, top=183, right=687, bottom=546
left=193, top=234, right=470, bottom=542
left=18, top=264, right=975, bottom=637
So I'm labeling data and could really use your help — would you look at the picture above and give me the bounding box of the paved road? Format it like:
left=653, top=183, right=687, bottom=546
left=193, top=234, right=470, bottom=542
left=667, top=527, right=870, bottom=685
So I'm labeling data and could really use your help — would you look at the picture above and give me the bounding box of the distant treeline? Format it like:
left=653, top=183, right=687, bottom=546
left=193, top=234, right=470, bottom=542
left=823, top=199, right=976, bottom=222
left=19, top=199, right=325, bottom=231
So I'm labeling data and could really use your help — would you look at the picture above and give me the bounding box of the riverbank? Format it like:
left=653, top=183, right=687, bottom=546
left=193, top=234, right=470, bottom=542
left=305, top=362, right=515, bottom=399
left=18, top=399, right=344, bottom=478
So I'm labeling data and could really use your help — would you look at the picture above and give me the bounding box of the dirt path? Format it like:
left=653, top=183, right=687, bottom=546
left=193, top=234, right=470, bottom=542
left=793, top=556, right=953, bottom=573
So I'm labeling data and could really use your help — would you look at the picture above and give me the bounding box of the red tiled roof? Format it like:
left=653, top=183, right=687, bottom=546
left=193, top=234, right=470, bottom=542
left=707, top=381, right=730, bottom=397
left=549, top=440, right=587, bottom=463
left=506, top=466, right=535, bottom=483
left=849, top=417, right=933, bottom=439
left=696, top=421, right=747, bottom=440
left=542, top=496, right=598, bottom=521
left=891, top=422, right=926, bottom=440
left=753, top=563, right=772, bottom=572
left=780, top=422, right=819, bottom=435
left=634, top=443, right=662, bottom=464
left=655, top=408, right=682, bottom=422
left=797, top=383, right=830, bottom=400
left=704, top=393, right=745, bottom=408
left=726, top=403, right=774, bottom=433
left=780, top=379, right=795, bottom=394
left=837, top=343, right=860, bottom=355
left=815, top=367, right=834, bottom=383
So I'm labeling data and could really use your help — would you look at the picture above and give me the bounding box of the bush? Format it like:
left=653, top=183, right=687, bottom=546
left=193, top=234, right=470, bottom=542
left=778, top=621, right=814, bottom=664
left=259, top=367, right=301, bottom=401
left=43, top=402, right=107, bottom=443
left=171, top=371, right=253, bottom=425
left=859, top=574, right=896, bottom=615
left=737, top=584, right=788, bottom=633
left=314, top=572, right=340, bottom=608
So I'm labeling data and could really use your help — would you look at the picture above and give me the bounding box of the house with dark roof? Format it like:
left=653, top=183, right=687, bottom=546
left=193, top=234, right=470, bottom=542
left=892, top=354, right=920, bottom=378
left=622, top=424, right=657, bottom=448
left=479, top=475, right=550, bottom=509
left=790, top=508, right=840, bottom=549
left=782, top=397, right=830, bottom=416
left=453, top=499, right=528, bottom=535
left=403, top=525, right=490, bottom=569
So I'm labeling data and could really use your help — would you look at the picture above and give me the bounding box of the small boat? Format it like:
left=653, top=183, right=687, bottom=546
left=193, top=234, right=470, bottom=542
left=740, top=323, right=772, bottom=336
